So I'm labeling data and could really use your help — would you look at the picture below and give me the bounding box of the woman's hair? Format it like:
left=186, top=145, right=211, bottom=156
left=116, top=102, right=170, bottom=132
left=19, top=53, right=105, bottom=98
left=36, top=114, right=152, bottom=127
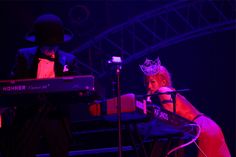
left=146, top=65, right=172, bottom=87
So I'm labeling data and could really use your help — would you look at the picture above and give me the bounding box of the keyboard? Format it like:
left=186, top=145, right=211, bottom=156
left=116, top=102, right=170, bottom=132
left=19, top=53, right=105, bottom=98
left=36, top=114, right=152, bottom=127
left=0, top=75, right=95, bottom=95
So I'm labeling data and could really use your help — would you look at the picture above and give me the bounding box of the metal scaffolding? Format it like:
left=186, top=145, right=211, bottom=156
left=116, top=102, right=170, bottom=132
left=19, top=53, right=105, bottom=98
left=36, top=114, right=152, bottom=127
left=72, top=0, right=236, bottom=77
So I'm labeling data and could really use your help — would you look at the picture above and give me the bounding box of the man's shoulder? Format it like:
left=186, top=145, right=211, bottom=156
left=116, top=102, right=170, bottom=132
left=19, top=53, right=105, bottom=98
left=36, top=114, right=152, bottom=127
left=57, top=50, right=76, bottom=59
left=18, top=46, right=38, bottom=55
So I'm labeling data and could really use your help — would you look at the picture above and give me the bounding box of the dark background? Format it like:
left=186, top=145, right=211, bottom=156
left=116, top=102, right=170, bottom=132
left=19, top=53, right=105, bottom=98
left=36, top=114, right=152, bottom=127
left=0, top=0, right=235, bottom=156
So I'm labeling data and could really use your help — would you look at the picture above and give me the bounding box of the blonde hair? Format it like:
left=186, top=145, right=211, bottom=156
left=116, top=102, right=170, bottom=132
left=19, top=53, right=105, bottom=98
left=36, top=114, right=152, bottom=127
left=146, top=65, right=172, bottom=87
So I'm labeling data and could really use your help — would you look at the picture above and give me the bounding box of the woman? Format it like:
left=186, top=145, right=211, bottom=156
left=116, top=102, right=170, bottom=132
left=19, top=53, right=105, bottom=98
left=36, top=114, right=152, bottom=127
left=140, top=57, right=231, bottom=157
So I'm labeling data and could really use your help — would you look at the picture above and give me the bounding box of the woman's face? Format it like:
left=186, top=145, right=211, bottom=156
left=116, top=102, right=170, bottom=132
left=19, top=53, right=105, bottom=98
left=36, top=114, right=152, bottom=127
left=146, top=75, right=163, bottom=94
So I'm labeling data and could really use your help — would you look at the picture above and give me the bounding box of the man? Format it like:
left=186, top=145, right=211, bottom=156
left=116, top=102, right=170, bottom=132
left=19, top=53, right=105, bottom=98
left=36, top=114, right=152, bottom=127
left=4, top=13, right=80, bottom=157
left=139, top=57, right=231, bottom=157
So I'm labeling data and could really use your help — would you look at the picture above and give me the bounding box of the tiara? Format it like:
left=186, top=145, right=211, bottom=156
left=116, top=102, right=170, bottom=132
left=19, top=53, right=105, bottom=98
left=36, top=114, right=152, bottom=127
left=139, top=57, right=161, bottom=76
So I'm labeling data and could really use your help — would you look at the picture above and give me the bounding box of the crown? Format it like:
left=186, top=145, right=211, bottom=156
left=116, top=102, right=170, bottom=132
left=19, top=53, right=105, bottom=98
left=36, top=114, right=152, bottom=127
left=139, top=57, right=161, bottom=76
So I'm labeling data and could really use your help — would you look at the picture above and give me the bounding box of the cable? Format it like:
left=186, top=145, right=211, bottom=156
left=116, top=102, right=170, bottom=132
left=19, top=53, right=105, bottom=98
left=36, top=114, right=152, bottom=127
left=142, top=104, right=207, bottom=157
left=194, top=141, right=208, bottom=157
left=165, top=123, right=201, bottom=157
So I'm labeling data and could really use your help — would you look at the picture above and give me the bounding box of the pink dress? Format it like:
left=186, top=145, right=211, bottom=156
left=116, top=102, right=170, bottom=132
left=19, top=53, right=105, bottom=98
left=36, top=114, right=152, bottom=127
left=157, top=87, right=231, bottom=157
left=194, top=115, right=231, bottom=157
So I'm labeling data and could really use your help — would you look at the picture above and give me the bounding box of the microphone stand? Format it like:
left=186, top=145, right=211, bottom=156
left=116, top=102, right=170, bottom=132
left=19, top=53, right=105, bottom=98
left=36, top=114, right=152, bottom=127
left=116, top=64, right=122, bottom=157
left=170, top=93, right=177, bottom=113
left=108, top=56, right=123, bottom=157
left=145, top=89, right=191, bottom=114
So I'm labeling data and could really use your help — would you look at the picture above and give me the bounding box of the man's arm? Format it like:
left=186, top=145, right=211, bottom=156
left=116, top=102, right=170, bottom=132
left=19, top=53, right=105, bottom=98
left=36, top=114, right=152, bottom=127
left=10, top=50, right=29, bottom=79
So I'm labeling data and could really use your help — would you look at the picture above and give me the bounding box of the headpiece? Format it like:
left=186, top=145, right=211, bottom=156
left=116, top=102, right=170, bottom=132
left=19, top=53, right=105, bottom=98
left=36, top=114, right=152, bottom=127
left=139, top=57, right=161, bottom=76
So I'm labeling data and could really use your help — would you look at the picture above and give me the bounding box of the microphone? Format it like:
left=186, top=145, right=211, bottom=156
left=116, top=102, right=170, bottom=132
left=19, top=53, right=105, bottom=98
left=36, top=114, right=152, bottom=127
left=107, top=56, right=122, bottom=64
left=136, top=88, right=191, bottom=99
left=146, top=88, right=191, bottom=97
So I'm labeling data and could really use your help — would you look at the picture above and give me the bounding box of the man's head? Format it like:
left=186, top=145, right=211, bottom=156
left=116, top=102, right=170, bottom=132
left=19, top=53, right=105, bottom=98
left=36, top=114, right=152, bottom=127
left=140, top=57, right=172, bottom=94
left=25, top=13, right=73, bottom=46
